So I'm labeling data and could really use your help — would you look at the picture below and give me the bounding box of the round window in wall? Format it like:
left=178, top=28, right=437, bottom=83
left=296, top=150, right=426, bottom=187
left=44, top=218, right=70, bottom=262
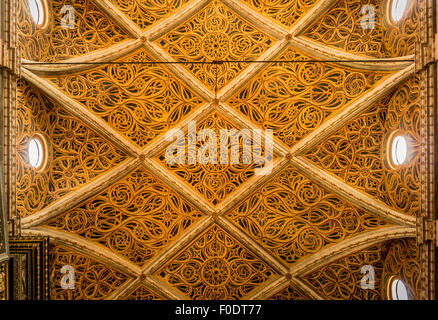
left=389, top=0, right=411, bottom=22
left=29, top=0, right=46, bottom=26
left=391, top=135, right=408, bottom=166
left=28, top=135, right=47, bottom=170
left=387, top=133, right=410, bottom=169
left=390, top=278, right=409, bottom=300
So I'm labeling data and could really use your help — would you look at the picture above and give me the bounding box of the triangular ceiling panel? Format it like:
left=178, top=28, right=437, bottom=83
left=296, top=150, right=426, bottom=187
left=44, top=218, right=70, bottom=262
left=16, top=79, right=129, bottom=217
left=50, top=243, right=131, bottom=300
left=155, top=224, right=278, bottom=299
left=301, top=0, right=418, bottom=58
left=17, top=0, right=131, bottom=62
left=303, top=76, right=420, bottom=216
left=301, top=238, right=420, bottom=300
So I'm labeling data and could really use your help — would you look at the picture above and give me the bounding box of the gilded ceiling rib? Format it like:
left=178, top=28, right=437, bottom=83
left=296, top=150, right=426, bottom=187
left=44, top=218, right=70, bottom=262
left=106, top=278, right=139, bottom=300
left=142, top=40, right=215, bottom=101
left=289, top=0, right=338, bottom=36
left=140, top=216, right=213, bottom=275
left=147, top=274, right=189, bottom=300
left=22, top=39, right=143, bottom=74
left=20, top=158, right=141, bottom=229
left=291, top=156, right=416, bottom=227
left=21, top=68, right=142, bottom=157
left=291, top=36, right=414, bottom=72
left=214, top=156, right=290, bottom=216
left=111, top=277, right=172, bottom=300
left=143, top=158, right=216, bottom=215
left=141, top=102, right=216, bottom=158
left=290, top=277, right=326, bottom=300
left=246, top=276, right=291, bottom=300
left=145, top=0, right=212, bottom=42
left=244, top=275, right=287, bottom=300
left=215, top=102, right=289, bottom=156
left=92, top=0, right=143, bottom=38
left=289, top=225, right=416, bottom=277
left=22, top=229, right=142, bottom=276
left=248, top=276, right=325, bottom=300
left=217, top=39, right=290, bottom=102
left=290, top=64, right=415, bottom=156
left=216, top=216, right=290, bottom=274
left=220, top=0, right=289, bottom=38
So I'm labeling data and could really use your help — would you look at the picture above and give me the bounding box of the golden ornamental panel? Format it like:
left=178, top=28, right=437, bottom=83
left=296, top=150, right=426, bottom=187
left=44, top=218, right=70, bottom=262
left=46, top=48, right=206, bottom=148
left=108, top=0, right=192, bottom=31
left=156, top=224, right=277, bottom=299
left=17, top=0, right=130, bottom=62
left=227, top=47, right=387, bottom=148
left=304, top=76, right=420, bottom=216
left=267, top=285, right=309, bottom=300
left=302, top=243, right=387, bottom=300
left=125, top=285, right=163, bottom=300
left=155, top=111, right=274, bottom=206
left=155, top=0, right=277, bottom=91
left=16, top=80, right=128, bottom=217
left=226, top=166, right=389, bottom=265
left=302, top=0, right=418, bottom=58
left=50, top=243, right=130, bottom=300
left=45, top=166, right=205, bottom=267
left=381, top=238, right=420, bottom=299
left=240, top=0, right=318, bottom=28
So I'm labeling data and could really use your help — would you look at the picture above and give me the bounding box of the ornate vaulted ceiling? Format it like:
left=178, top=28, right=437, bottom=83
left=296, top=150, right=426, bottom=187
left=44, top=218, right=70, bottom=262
left=16, top=0, right=421, bottom=299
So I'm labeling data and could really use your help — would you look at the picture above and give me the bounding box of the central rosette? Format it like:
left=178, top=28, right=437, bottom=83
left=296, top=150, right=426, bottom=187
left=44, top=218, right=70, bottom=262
left=202, top=33, right=229, bottom=60
left=201, top=258, right=230, bottom=287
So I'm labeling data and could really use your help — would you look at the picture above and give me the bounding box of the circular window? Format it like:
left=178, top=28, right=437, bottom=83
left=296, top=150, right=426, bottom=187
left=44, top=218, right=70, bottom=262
left=390, top=0, right=410, bottom=22
left=29, top=0, right=46, bottom=25
left=28, top=135, right=47, bottom=170
left=390, top=278, right=409, bottom=300
left=391, top=135, right=408, bottom=166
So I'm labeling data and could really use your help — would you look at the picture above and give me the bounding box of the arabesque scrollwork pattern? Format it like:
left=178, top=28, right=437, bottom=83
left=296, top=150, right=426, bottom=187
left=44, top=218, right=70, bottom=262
left=155, top=111, right=272, bottom=205
left=302, top=0, right=418, bottom=58
left=50, top=243, right=130, bottom=300
left=46, top=167, right=204, bottom=267
left=156, top=0, right=276, bottom=91
left=302, top=242, right=388, bottom=300
left=46, top=48, right=205, bottom=148
left=267, top=285, right=309, bottom=300
left=156, top=224, right=277, bottom=299
left=14, top=0, right=423, bottom=301
left=226, top=166, right=389, bottom=265
left=240, top=0, right=318, bottom=28
left=109, top=0, right=192, bottom=30
left=304, top=76, right=420, bottom=216
left=16, top=80, right=128, bottom=217
left=227, top=47, right=387, bottom=147
left=17, top=0, right=130, bottom=62
left=155, top=225, right=276, bottom=300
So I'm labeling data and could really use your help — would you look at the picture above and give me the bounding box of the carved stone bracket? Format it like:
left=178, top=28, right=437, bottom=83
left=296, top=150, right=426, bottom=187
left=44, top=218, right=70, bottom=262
left=0, top=39, right=21, bottom=77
